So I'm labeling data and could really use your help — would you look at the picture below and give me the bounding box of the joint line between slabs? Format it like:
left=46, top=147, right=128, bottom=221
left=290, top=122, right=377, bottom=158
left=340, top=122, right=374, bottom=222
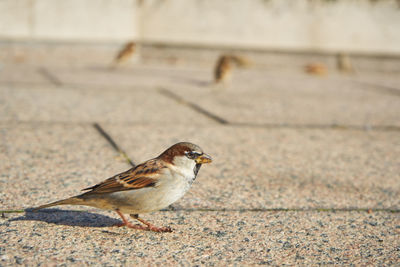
left=92, top=123, right=135, bottom=167
left=37, top=67, right=63, bottom=86
left=1, top=120, right=398, bottom=132
left=162, top=208, right=400, bottom=213
left=157, top=87, right=229, bottom=124
left=1, top=208, right=399, bottom=214
left=157, top=88, right=398, bottom=132
left=229, top=122, right=400, bottom=132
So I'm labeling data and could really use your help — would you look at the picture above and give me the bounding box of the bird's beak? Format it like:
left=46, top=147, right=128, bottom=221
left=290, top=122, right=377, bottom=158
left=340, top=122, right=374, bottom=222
left=195, top=153, right=212, bottom=164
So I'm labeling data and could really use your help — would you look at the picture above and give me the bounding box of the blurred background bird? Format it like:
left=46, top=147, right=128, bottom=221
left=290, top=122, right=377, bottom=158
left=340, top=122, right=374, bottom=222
left=305, top=62, right=328, bottom=76
left=213, top=54, right=250, bottom=87
left=337, top=53, right=354, bottom=73
left=214, top=55, right=233, bottom=85
left=110, top=41, right=137, bottom=69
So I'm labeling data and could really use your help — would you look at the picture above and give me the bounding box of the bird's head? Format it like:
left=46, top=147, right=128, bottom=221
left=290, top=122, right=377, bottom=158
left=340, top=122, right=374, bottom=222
left=158, top=142, right=212, bottom=175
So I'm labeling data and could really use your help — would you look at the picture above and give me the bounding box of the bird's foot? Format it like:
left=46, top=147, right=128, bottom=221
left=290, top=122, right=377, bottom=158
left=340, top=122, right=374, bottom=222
left=146, top=225, right=172, bottom=233
left=115, top=210, right=173, bottom=232
left=113, top=221, right=172, bottom=232
left=132, top=214, right=173, bottom=232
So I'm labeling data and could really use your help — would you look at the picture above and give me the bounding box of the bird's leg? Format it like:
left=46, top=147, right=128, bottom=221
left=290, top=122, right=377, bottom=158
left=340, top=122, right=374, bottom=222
left=130, top=214, right=172, bottom=233
left=114, top=210, right=147, bottom=230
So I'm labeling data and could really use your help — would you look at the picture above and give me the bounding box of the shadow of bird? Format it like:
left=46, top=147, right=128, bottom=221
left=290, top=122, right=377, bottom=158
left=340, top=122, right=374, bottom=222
left=9, top=208, right=122, bottom=228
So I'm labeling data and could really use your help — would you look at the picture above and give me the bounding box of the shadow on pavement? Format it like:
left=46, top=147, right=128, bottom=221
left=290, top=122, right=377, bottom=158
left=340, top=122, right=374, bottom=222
left=9, top=208, right=122, bottom=228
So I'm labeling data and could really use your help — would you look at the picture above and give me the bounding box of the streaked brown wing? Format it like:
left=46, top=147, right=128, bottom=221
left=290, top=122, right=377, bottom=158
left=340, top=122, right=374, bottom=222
left=82, top=159, right=164, bottom=194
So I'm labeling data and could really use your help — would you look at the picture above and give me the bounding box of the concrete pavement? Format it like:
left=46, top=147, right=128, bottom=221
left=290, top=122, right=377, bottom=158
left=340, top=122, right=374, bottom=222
left=0, top=45, right=399, bottom=266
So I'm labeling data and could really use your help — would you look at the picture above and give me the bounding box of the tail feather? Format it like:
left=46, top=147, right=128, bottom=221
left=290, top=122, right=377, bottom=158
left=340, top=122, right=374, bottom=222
left=33, top=197, right=83, bottom=211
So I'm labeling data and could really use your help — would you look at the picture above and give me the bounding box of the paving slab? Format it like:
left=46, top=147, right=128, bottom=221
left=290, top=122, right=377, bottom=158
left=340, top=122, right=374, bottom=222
left=350, top=72, right=400, bottom=94
left=39, top=65, right=400, bottom=127
left=0, top=124, right=398, bottom=265
left=165, top=70, right=400, bottom=127
left=49, top=65, right=212, bottom=88
left=0, top=65, right=51, bottom=84
left=0, top=123, right=130, bottom=209
left=3, top=64, right=399, bottom=127
left=1, top=210, right=398, bottom=265
left=102, top=124, right=400, bottom=210
left=0, top=53, right=399, bottom=266
left=0, top=85, right=213, bottom=124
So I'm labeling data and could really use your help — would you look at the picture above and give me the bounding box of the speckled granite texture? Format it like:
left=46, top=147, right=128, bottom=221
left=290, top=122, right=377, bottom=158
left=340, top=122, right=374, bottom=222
left=0, top=46, right=399, bottom=266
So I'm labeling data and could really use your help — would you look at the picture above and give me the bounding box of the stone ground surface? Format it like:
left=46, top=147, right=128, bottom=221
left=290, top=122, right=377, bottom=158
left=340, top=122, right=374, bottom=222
left=0, top=45, right=399, bottom=266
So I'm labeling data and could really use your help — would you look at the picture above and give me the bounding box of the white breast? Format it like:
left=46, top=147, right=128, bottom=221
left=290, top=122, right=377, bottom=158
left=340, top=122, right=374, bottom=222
left=170, top=155, right=197, bottom=183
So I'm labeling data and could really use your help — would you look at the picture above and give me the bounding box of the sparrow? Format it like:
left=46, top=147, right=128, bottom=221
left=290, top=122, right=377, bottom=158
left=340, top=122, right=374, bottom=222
left=214, top=54, right=251, bottom=86
left=214, top=55, right=233, bottom=84
left=34, top=142, right=212, bottom=232
left=336, top=53, right=354, bottom=73
left=111, top=41, right=136, bottom=68
left=305, top=63, right=327, bottom=76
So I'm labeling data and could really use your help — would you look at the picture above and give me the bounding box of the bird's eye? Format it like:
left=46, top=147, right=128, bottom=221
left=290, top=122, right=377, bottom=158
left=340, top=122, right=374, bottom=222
left=185, top=151, right=201, bottom=159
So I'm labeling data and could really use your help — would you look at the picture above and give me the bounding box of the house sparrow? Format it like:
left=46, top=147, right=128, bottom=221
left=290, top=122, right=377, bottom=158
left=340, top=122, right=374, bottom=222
left=111, top=41, right=136, bottom=68
left=34, top=142, right=212, bottom=232
left=214, top=55, right=232, bottom=84
left=336, top=53, right=354, bottom=73
left=305, top=63, right=327, bottom=76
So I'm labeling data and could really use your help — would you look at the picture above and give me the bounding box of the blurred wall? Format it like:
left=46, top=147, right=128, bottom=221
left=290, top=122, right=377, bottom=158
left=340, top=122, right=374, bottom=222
left=0, top=0, right=139, bottom=41
left=1, top=0, right=399, bottom=54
